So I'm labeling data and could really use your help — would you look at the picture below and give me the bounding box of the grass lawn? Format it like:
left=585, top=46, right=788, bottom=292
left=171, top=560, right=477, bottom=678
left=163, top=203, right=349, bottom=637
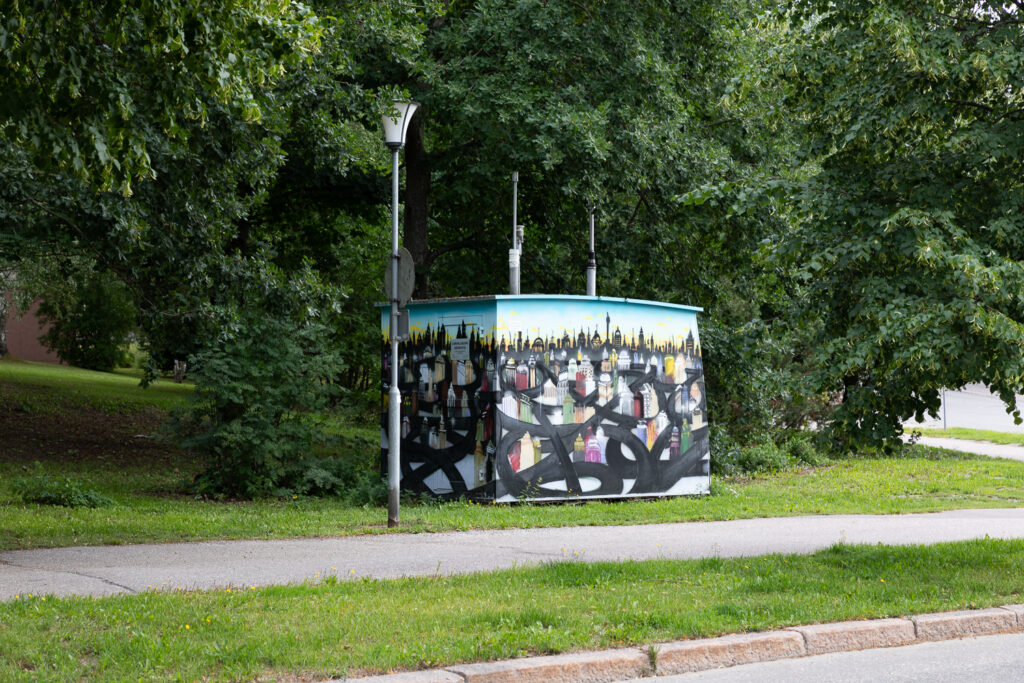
left=3, top=454, right=1024, bottom=551
left=1, top=538, right=1022, bottom=681
left=0, top=357, right=192, bottom=413
left=915, top=427, right=1024, bottom=447
left=4, top=358, right=1024, bottom=550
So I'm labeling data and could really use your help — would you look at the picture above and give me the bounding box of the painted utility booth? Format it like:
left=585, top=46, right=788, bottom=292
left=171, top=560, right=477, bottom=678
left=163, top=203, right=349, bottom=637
left=380, top=295, right=709, bottom=502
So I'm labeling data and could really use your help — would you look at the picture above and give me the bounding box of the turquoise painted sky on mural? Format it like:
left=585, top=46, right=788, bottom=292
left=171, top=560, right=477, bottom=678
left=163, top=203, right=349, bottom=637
left=381, top=295, right=702, bottom=350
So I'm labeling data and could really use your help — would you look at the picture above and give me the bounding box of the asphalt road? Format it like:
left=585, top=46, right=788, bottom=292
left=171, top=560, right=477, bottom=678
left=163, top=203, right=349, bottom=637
left=630, top=632, right=1024, bottom=682
left=4, top=507, right=1024, bottom=600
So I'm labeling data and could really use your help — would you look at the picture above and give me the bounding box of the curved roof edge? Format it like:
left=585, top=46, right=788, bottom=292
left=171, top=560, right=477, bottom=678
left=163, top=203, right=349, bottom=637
left=376, top=294, right=703, bottom=313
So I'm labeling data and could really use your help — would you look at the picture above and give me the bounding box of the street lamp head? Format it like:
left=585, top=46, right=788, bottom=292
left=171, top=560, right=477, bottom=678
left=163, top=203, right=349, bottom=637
left=382, top=100, right=419, bottom=150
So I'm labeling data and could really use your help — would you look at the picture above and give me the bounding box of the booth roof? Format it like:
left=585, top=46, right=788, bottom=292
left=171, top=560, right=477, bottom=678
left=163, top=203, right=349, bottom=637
left=375, top=294, right=703, bottom=314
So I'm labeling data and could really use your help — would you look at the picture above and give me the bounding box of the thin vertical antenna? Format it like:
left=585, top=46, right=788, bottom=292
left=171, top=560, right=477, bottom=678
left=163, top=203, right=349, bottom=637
left=510, top=172, right=521, bottom=295
left=586, top=200, right=597, bottom=296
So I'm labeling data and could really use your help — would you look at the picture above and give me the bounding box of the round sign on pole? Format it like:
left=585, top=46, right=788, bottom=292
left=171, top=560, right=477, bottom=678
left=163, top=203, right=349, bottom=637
left=385, top=246, right=415, bottom=307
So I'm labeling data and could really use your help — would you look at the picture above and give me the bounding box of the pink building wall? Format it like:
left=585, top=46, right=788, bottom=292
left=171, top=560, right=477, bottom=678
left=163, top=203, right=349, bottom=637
left=3, top=294, right=62, bottom=364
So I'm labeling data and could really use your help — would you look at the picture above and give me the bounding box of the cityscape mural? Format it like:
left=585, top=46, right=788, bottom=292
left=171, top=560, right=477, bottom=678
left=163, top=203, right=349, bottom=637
left=381, top=296, right=710, bottom=501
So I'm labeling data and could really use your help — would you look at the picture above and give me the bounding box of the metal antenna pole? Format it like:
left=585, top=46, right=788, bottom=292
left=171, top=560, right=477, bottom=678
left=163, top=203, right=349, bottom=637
left=387, top=147, right=401, bottom=527
left=509, top=171, right=521, bottom=295
left=586, top=200, right=597, bottom=296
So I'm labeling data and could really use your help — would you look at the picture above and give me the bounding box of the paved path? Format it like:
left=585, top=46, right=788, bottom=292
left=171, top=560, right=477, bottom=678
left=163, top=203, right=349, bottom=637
left=4, top=507, right=1024, bottom=600
left=913, top=435, right=1024, bottom=462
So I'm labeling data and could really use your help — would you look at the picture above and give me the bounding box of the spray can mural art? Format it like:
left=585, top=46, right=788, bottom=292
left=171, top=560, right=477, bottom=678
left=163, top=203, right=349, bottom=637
left=381, top=295, right=709, bottom=501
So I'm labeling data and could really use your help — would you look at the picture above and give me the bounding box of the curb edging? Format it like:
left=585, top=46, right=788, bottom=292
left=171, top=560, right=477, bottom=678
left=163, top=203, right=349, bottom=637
left=346, top=604, right=1024, bottom=682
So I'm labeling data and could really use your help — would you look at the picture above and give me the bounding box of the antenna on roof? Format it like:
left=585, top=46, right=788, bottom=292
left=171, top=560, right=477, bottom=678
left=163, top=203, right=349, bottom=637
left=586, top=200, right=597, bottom=296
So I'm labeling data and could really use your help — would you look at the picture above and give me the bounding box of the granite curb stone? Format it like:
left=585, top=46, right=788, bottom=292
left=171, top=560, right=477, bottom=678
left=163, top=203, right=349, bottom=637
left=787, top=617, right=916, bottom=654
left=445, top=647, right=648, bottom=683
left=345, top=606, right=1024, bottom=682
left=348, top=672, right=464, bottom=683
left=912, top=607, right=1018, bottom=640
left=653, top=631, right=805, bottom=674
left=999, top=604, right=1024, bottom=627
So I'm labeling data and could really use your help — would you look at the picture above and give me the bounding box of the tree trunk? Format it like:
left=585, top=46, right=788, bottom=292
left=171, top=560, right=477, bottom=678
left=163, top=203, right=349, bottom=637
left=404, top=116, right=432, bottom=298
left=0, top=295, right=8, bottom=357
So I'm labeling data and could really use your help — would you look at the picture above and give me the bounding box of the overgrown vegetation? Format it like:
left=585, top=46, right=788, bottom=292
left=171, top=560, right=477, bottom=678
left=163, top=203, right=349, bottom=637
left=12, top=472, right=114, bottom=509
left=2, top=539, right=1023, bottom=681
left=172, top=311, right=344, bottom=498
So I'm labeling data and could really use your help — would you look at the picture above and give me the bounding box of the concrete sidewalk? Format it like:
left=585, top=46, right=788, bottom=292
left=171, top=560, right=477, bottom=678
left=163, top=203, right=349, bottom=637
left=4, top=507, right=1024, bottom=601
left=913, top=435, right=1024, bottom=462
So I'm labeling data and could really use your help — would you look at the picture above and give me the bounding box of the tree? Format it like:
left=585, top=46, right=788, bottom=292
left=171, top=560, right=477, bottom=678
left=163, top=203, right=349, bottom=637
left=171, top=265, right=345, bottom=498
left=414, top=1, right=795, bottom=442
left=240, top=0, right=437, bottom=394
left=256, top=0, right=798, bottom=444
left=37, top=269, right=137, bottom=372
left=776, top=1, right=1024, bottom=446
left=0, top=1, right=321, bottom=196
left=391, top=1, right=754, bottom=295
left=0, top=1, right=324, bottom=373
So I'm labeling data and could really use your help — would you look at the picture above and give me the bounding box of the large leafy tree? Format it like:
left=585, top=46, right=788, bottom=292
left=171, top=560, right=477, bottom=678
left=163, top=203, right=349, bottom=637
left=294, top=0, right=792, bottom=440
left=387, top=0, right=769, bottom=299
left=421, top=1, right=792, bottom=439
left=778, top=1, right=1024, bottom=445
left=241, top=0, right=437, bottom=392
left=0, top=0, right=321, bottom=195
left=0, top=1, right=323, bottom=372
left=1, top=0, right=804, bottom=491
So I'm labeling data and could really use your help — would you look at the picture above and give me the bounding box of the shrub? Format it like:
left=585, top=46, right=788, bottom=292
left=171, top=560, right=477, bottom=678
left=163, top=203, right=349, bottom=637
left=171, top=311, right=346, bottom=499
left=713, top=428, right=833, bottom=476
left=37, top=273, right=136, bottom=371
left=281, top=453, right=387, bottom=505
left=783, top=431, right=828, bottom=466
left=13, top=473, right=115, bottom=508
left=733, top=441, right=794, bottom=474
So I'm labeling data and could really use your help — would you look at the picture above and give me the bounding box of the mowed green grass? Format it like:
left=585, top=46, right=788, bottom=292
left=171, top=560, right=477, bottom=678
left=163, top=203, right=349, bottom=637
left=2, top=539, right=1022, bottom=682
left=0, top=357, right=191, bottom=413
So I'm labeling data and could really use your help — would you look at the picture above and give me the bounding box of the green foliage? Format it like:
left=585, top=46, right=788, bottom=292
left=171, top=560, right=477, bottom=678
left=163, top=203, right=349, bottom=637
left=173, top=308, right=345, bottom=499
left=774, top=1, right=1024, bottom=447
left=13, top=473, right=114, bottom=508
left=282, top=452, right=387, bottom=505
left=36, top=271, right=137, bottom=372
left=727, top=441, right=792, bottom=476
left=0, top=1, right=322, bottom=195
left=783, top=431, right=827, bottom=467
left=712, top=429, right=828, bottom=476
left=0, top=0, right=327, bottom=386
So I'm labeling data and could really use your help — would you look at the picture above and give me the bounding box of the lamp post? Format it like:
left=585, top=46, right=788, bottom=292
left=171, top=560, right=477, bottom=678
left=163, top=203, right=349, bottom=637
left=382, top=99, right=418, bottom=527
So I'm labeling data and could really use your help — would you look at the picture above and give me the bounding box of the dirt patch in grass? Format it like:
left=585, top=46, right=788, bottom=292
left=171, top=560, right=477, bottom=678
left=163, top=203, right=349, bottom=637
left=0, top=383, right=182, bottom=469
